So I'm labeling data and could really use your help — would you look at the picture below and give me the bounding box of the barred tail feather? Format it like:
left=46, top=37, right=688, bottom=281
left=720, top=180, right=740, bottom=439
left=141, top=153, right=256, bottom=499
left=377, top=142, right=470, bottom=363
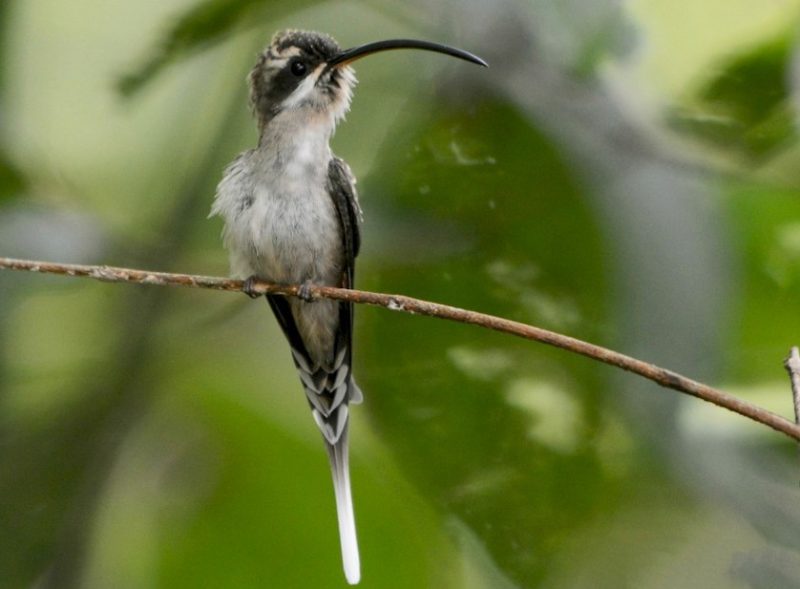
left=326, top=426, right=360, bottom=585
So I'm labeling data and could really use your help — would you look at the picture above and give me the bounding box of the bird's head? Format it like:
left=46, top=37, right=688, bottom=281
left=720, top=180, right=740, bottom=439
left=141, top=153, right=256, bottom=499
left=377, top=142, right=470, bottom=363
left=248, top=29, right=487, bottom=132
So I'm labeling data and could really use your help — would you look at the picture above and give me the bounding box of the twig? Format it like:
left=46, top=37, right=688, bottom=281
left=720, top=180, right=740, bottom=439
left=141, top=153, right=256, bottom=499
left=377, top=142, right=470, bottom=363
left=784, top=347, right=800, bottom=428
left=2, top=255, right=800, bottom=442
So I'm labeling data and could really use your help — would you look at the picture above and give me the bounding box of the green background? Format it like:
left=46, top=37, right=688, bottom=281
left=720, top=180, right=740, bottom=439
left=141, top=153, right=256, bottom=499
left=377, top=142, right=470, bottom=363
left=1, top=0, right=800, bottom=587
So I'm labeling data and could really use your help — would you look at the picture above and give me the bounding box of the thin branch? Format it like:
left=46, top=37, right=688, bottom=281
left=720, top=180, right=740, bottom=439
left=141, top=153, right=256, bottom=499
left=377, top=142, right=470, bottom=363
left=2, top=255, right=800, bottom=442
left=784, top=347, right=800, bottom=428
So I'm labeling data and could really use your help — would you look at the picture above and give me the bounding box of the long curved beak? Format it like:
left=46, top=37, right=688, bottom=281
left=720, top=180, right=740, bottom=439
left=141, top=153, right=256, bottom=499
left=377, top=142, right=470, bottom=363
left=327, top=39, right=488, bottom=69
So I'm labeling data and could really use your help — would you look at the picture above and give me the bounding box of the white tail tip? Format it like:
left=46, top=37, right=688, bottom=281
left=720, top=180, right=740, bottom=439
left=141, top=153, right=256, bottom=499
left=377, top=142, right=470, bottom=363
left=344, top=555, right=360, bottom=585
left=328, top=429, right=361, bottom=584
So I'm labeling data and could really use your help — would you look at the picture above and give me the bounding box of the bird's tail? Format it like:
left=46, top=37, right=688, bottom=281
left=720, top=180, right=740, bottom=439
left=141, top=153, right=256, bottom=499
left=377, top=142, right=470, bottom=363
left=325, top=426, right=360, bottom=585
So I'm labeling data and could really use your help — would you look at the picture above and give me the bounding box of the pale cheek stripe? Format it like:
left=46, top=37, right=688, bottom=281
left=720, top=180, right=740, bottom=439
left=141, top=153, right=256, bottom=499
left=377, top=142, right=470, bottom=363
left=282, top=64, right=328, bottom=109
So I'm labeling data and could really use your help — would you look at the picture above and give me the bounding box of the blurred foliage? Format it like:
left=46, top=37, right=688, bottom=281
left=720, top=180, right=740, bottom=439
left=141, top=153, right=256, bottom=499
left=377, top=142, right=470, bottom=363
left=2, top=0, right=800, bottom=588
left=118, top=0, right=319, bottom=96
left=725, top=183, right=800, bottom=380
left=533, top=0, right=639, bottom=75
left=670, top=35, right=797, bottom=162
left=0, top=153, right=25, bottom=203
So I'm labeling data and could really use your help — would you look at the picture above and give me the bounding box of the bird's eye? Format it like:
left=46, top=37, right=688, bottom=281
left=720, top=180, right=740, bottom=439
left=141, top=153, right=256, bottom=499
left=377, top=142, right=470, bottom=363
left=290, top=61, right=307, bottom=76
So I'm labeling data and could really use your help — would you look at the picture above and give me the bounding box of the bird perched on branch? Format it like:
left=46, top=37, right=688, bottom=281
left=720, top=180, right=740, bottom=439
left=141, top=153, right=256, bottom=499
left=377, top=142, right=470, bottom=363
left=211, top=29, right=486, bottom=584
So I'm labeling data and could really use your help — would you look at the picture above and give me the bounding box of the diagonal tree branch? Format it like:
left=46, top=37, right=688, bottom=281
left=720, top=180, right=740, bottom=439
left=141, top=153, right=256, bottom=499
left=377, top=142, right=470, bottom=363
left=2, top=255, right=799, bottom=442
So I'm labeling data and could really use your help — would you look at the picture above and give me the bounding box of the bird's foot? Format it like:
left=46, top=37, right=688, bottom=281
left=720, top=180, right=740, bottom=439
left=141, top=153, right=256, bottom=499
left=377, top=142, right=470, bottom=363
left=242, top=275, right=263, bottom=299
left=297, top=279, right=315, bottom=302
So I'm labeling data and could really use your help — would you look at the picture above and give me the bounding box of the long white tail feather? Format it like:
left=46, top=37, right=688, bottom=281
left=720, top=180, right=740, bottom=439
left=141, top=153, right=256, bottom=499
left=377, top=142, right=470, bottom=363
left=327, top=428, right=360, bottom=585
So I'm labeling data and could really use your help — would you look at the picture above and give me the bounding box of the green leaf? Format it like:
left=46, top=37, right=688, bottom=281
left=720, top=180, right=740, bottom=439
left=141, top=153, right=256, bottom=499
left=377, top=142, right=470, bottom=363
left=670, top=35, right=796, bottom=162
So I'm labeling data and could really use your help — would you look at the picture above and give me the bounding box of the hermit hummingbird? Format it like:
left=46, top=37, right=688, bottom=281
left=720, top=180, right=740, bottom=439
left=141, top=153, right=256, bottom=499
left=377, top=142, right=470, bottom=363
left=211, top=29, right=486, bottom=584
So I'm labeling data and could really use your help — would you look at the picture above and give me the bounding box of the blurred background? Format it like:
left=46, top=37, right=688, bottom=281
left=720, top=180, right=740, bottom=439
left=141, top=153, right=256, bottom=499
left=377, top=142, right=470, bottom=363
left=1, top=0, right=800, bottom=587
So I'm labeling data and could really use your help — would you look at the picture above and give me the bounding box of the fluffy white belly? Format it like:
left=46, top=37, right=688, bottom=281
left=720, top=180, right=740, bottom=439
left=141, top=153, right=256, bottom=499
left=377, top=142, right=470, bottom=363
left=217, top=166, right=343, bottom=367
left=243, top=181, right=342, bottom=286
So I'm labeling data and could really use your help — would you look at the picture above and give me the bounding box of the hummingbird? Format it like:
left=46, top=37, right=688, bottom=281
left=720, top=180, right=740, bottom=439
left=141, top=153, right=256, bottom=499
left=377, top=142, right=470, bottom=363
left=210, top=29, right=486, bottom=584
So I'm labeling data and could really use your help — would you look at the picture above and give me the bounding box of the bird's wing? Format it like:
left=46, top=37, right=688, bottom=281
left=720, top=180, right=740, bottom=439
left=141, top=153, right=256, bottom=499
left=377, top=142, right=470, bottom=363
left=326, top=156, right=363, bottom=405
left=327, top=156, right=362, bottom=271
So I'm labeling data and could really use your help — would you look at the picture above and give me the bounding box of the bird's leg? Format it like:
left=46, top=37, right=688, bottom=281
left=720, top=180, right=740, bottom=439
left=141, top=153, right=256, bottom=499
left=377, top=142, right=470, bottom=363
left=298, top=279, right=315, bottom=302
left=243, top=275, right=263, bottom=299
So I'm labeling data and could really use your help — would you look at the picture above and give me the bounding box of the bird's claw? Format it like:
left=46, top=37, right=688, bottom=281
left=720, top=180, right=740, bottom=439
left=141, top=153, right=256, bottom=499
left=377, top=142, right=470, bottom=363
left=298, top=279, right=315, bottom=302
left=243, top=275, right=263, bottom=299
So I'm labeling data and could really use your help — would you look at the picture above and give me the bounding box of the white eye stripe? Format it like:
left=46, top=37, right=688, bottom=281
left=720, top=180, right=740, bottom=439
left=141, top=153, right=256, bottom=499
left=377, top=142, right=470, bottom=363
left=264, top=57, right=289, bottom=70
left=272, top=46, right=302, bottom=59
